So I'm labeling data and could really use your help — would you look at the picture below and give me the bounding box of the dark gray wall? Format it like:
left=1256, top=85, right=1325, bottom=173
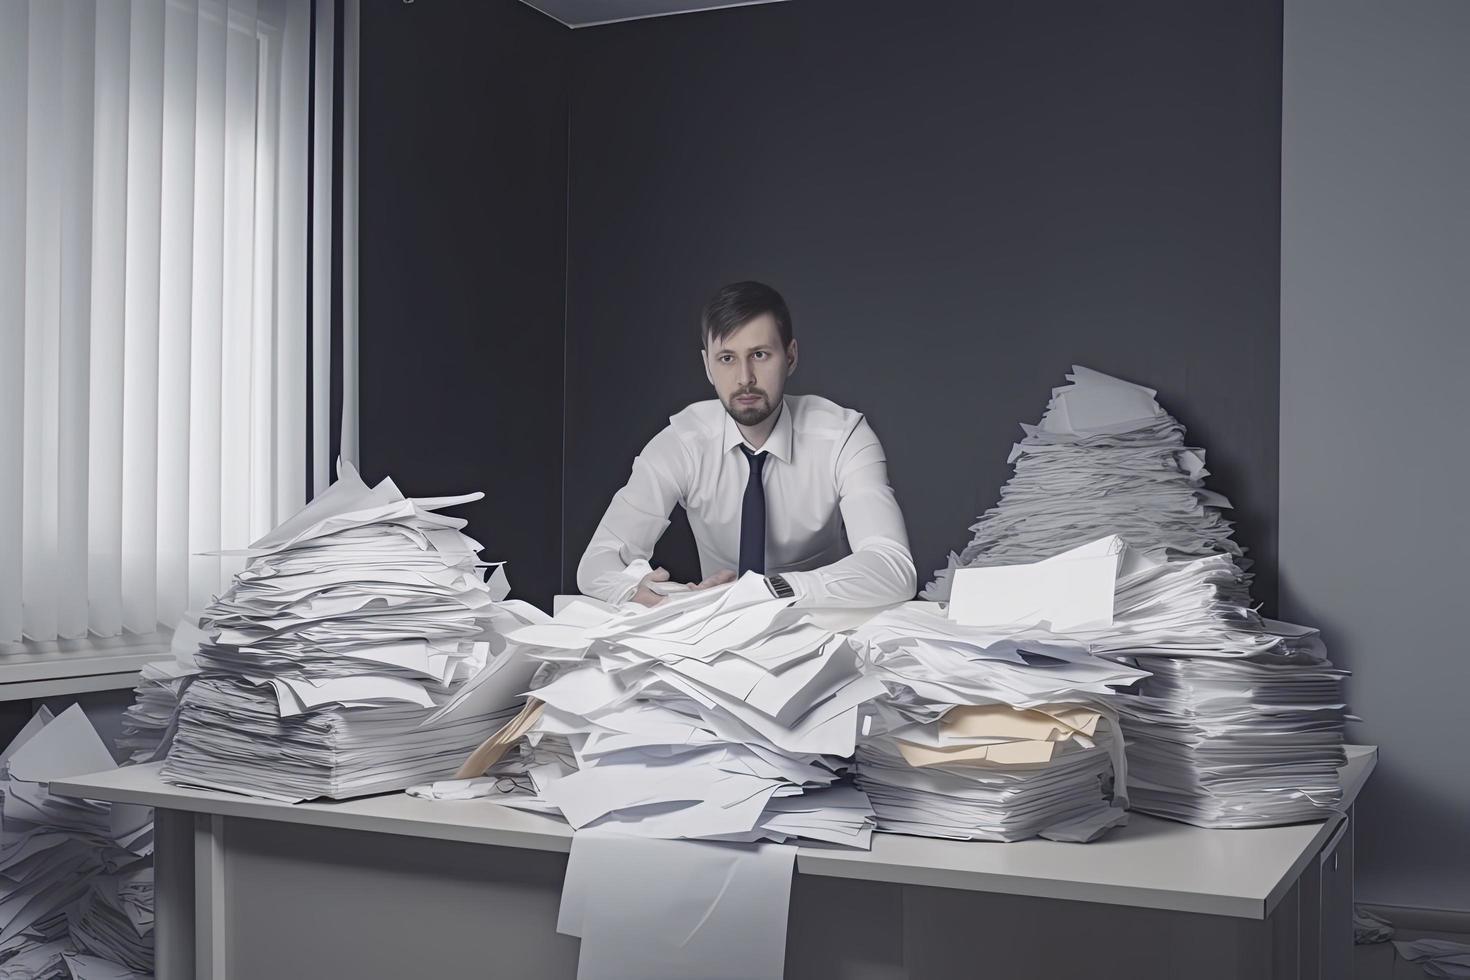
left=1280, top=0, right=1470, bottom=911
left=358, top=0, right=569, bottom=608
left=560, top=0, right=1285, bottom=605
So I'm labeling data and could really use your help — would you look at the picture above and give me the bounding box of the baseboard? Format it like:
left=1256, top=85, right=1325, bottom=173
left=1360, top=902, right=1470, bottom=936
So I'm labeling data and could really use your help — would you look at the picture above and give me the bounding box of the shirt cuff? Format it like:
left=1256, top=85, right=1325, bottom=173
left=604, top=559, right=653, bottom=605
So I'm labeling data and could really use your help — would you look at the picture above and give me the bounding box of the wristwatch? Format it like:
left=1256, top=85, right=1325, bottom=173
left=765, top=573, right=795, bottom=600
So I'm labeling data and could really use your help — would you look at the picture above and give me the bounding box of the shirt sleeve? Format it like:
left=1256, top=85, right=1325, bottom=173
left=576, top=426, right=689, bottom=604
left=779, top=418, right=917, bottom=608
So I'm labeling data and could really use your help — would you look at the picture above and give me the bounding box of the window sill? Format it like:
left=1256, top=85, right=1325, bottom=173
left=0, top=631, right=174, bottom=701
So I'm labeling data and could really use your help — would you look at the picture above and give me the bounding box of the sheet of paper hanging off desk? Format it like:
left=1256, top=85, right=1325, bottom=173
left=558, top=831, right=795, bottom=980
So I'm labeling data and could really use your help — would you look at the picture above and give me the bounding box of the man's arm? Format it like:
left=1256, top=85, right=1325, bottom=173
left=576, top=426, right=688, bottom=604
left=779, top=418, right=917, bottom=607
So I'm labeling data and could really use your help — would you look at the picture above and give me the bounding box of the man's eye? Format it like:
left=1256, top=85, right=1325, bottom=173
left=753, top=351, right=768, bottom=360
left=719, top=355, right=734, bottom=364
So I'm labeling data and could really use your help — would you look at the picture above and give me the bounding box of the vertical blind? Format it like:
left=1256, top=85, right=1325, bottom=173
left=0, top=0, right=314, bottom=644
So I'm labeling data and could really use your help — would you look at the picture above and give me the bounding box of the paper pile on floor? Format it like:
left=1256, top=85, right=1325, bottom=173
left=0, top=706, right=154, bottom=979
left=426, top=574, right=883, bottom=847
left=851, top=602, right=1145, bottom=841
left=923, top=366, right=1243, bottom=602
left=1393, top=939, right=1470, bottom=978
left=1353, top=906, right=1395, bottom=944
left=161, top=462, right=545, bottom=802
left=67, top=865, right=154, bottom=978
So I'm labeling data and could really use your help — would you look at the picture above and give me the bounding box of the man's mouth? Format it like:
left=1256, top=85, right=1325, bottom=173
left=735, top=393, right=763, bottom=404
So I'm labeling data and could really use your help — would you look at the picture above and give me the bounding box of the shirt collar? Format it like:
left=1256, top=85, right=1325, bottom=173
left=722, top=397, right=793, bottom=463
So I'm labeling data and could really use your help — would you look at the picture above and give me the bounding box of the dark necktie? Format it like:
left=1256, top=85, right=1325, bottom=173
left=738, top=445, right=768, bottom=576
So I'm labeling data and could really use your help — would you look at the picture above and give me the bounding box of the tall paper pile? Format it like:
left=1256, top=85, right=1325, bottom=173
left=924, top=368, right=1351, bottom=829
left=923, top=366, right=1242, bottom=601
left=161, top=462, right=544, bottom=802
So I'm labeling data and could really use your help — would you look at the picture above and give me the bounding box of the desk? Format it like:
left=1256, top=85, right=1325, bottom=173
left=53, top=745, right=1375, bottom=980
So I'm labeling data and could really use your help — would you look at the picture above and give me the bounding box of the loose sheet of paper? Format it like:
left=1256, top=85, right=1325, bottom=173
left=558, top=831, right=796, bottom=980
left=947, top=536, right=1124, bottom=631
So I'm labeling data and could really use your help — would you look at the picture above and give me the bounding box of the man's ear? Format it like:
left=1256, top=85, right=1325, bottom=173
left=785, top=339, right=799, bottom=377
left=700, top=348, right=714, bottom=386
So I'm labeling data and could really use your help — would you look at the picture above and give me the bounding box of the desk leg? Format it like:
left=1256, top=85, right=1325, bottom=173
left=153, top=809, right=196, bottom=980
left=195, top=813, right=228, bottom=979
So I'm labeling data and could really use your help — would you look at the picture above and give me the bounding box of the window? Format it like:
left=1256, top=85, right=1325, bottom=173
left=0, top=0, right=337, bottom=653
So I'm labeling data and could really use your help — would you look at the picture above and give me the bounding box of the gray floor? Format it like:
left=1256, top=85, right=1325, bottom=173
left=1356, top=929, right=1470, bottom=979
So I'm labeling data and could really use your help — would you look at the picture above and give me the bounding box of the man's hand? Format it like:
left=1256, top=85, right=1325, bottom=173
left=692, top=570, right=737, bottom=590
left=631, top=567, right=673, bottom=607
left=631, top=568, right=737, bottom=607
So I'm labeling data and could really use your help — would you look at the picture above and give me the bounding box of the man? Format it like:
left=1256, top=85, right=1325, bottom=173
left=577, top=281, right=917, bottom=608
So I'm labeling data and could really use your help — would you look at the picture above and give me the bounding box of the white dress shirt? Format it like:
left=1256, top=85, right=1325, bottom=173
left=577, top=395, right=917, bottom=608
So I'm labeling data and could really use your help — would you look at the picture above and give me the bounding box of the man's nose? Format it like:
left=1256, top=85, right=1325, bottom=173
left=739, top=359, right=756, bottom=386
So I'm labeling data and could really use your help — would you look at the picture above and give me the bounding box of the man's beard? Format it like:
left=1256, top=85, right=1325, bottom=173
left=724, top=388, right=777, bottom=427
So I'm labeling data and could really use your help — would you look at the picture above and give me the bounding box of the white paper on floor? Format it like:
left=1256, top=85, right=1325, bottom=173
left=1394, top=938, right=1470, bottom=978
left=1, top=705, right=155, bottom=978
left=1353, top=906, right=1395, bottom=944
left=558, top=831, right=795, bottom=980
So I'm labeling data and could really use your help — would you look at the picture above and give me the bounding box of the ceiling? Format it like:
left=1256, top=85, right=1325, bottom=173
left=516, top=0, right=790, bottom=29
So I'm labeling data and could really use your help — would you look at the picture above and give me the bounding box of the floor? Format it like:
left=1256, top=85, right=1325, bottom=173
left=1356, top=929, right=1470, bottom=979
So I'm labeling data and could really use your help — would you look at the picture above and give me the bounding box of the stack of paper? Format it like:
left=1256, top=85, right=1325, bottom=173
left=161, top=462, right=547, bottom=802
left=117, top=620, right=203, bottom=765
left=67, top=866, right=154, bottom=976
left=1114, top=654, right=1349, bottom=827
left=852, top=603, right=1146, bottom=841
left=919, top=366, right=1351, bottom=829
left=440, top=574, right=884, bottom=846
left=0, top=705, right=154, bottom=979
left=164, top=679, right=528, bottom=802
left=923, top=366, right=1243, bottom=601
left=117, top=663, right=192, bottom=766
left=945, top=535, right=1350, bottom=828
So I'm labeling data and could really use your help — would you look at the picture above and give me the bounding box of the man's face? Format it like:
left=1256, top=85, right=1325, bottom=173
left=703, top=313, right=797, bottom=428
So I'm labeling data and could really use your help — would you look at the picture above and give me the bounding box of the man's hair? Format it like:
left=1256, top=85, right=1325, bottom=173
left=700, top=281, right=793, bottom=349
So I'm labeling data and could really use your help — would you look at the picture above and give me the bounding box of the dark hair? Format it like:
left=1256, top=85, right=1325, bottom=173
left=700, top=281, right=793, bottom=349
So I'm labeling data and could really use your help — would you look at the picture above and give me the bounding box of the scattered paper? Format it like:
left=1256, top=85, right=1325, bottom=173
left=1394, top=938, right=1470, bottom=978
left=1, top=706, right=154, bottom=977
left=476, top=573, right=881, bottom=846
left=1353, top=906, right=1395, bottom=944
